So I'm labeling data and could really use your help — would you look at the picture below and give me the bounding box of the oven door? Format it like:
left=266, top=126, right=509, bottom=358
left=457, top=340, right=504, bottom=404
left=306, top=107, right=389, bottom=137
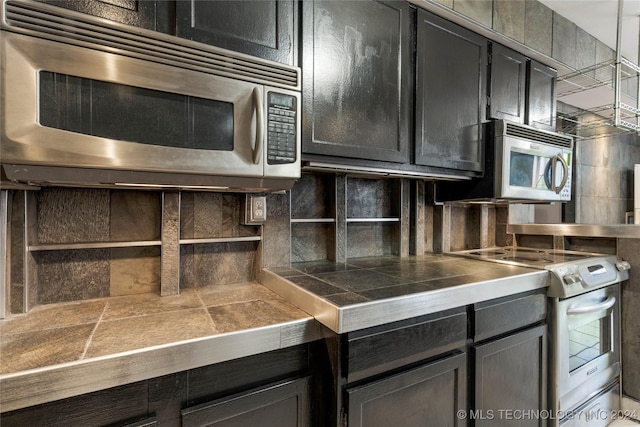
left=497, top=135, right=572, bottom=201
left=1, top=31, right=266, bottom=179
left=554, top=285, right=620, bottom=412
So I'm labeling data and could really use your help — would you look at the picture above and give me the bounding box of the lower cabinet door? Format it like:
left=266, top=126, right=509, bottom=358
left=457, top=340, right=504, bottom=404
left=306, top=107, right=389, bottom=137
left=346, top=352, right=467, bottom=427
left=181, top=377, right=311, bottom=427
left=474, top=324, right=547, bottom=427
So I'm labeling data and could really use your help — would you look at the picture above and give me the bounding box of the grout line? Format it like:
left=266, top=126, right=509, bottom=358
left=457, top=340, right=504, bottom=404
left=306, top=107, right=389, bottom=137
left=194, top=288, right=218, bottom=333
left=80, top=303, right=107, bottom=360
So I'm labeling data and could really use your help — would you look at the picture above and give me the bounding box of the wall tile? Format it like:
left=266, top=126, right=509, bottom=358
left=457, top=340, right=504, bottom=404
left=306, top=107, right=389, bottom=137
left=453, top=0, right=492, bottom=28
left=575, top=26, right=596, bottom=74
left=524, top=0, right=552, bottom=56
left=291, top=223, right=330, bottom=263
left=37, top=188, right=110, bottom=244
left=110, top=247, right=161, bottom=296
left=552, top=12, right=577, bottom=69
left=34, top=249, right=110, bottom=304
left=263, top=191, right=291, bottom=268
left=110, top=190, right=160, bottom=241
left=433, top=0, right=453, bottom=9
left=493, top=0, right=525, bottom=43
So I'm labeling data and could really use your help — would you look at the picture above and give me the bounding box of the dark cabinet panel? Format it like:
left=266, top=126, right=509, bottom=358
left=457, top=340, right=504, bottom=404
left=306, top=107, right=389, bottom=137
left=488, top=43, right=527, bottom=124
left=301, top=0, right=412, bottom=163
left=346, top=308, right=467, bottom=382
left=176, top=0, right=297, bottom=65
left=0, top=382, right=150, bottom=426
left=474, top=325, right=548, bottom=427
left=182, top=377, right=311, bottom=427
left=527, top=60, right=558, bottom=131
left=347, top=353, right=467, bottom=427
left=415, top=10, right=486, bottom=173
left=35, top=0, right=170, bottom=32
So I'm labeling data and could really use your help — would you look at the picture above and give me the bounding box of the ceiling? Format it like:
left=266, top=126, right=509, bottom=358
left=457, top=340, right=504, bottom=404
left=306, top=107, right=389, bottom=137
left=539, top=0, right=640, bottom=64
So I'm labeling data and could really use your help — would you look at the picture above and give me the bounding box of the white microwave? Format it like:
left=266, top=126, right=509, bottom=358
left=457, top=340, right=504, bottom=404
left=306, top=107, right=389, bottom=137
left=1, top=0, right=301, bottom=192
left=437, top=120, right=573, bottom=202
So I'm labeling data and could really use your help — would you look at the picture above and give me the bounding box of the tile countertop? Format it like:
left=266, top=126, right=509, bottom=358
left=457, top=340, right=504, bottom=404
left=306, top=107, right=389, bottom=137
left=260, top=254, right=550, bottom=333
left=0, top=282, right=323, bottom=413
left=0, top=254, right=550, bottom=413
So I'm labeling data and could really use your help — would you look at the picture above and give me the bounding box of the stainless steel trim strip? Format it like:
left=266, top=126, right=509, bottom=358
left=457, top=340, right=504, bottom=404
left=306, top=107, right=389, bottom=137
left=304, top=162, right=473, bottom=180
left=508, top=223, right=640, bottom=239
left=179, top=236, right=262, bottom=245
left=28, top=241, right=162, bottom=251
left=0, top=318, right=323, bottom=413
left=0, top=190, right=8, bottom=319
left=260, top=267, right=549, bottom=334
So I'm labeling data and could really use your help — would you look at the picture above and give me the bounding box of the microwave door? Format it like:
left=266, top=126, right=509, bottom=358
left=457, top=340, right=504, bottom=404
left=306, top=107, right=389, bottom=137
left=499, top=136, right=566, bottom=200
left=2, top=32, right=264, bottom=179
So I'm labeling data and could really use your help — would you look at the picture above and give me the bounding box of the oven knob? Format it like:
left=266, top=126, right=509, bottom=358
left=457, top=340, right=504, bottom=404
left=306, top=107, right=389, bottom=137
left=563, top=273, right=580, bottom=285
left=616, top=261, right=631, bottom=271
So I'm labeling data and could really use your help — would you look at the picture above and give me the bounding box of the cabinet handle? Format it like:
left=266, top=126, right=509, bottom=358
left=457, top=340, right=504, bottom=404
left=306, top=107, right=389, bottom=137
left=566, top=296, right=616, bottom=315
left=252, top=87, right=263, bottom=165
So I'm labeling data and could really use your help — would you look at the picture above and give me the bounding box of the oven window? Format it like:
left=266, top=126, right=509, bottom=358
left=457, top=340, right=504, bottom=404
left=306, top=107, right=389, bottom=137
left=39, top=71, right=234, bottom=151
left=568, top=317, right=612, bottom=372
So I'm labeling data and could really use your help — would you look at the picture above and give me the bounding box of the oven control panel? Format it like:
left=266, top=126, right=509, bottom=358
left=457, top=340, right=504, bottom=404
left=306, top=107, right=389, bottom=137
left=548, top=256, right=629, bottom=298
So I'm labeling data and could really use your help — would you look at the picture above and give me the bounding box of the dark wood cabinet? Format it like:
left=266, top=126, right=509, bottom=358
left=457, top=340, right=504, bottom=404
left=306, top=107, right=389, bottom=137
left=488, top=43, right=527, bottom=124
left=415, top=9, right=486, bottom=173
left=1, top=344, right=314, bottom=427
left=527, top=60, right=558, bottom=131
left=473, top=325, right=548, bottom=427
left=472, top=290, right=548, bottom=426
left=175, top=0, right=297, bottom=66
left=346, top=353, right=467, bottom=427
left=182, top=377, right=311, bottom=427
left=301, top=0, right=413, bottom=164
left=35, top=0, right=171, bottom=32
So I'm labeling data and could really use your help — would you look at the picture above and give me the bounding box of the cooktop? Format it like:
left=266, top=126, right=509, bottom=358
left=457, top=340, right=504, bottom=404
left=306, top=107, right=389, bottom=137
left=449, top=247, right=630, bottom=298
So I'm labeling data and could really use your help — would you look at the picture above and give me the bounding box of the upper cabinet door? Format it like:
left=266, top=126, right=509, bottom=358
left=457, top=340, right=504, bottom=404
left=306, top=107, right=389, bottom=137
left=301, top=0, right=412, bottom=164
left=526, top=60, right=558, bottom=131
left=415, top=10, right=486, bottom=173
left=488, top=43, right=527, bottom=124
left=176, top=0, right=297, bottom=66
left=35, top=0, right=168, bottom=32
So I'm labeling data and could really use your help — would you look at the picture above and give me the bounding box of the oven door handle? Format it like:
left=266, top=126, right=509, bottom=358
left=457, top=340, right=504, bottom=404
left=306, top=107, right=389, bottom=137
left=252, top=87, right=264, bottom=165
left=567, top=296, right=616, bottom=315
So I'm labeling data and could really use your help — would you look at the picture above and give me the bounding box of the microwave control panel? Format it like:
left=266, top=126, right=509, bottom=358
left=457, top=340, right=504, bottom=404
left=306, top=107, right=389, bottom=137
left=267, top=92, right=297, bottom=165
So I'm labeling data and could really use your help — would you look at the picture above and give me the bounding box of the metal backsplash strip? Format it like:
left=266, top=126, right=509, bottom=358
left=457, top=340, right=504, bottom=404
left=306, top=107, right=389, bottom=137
left=1, top=0, right=300, bottom=89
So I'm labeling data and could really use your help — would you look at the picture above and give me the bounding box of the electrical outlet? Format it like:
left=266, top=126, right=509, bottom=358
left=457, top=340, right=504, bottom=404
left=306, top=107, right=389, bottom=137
left=243, top=195, right=266, bottom=224
left=251, top=196, right=266, bottom=222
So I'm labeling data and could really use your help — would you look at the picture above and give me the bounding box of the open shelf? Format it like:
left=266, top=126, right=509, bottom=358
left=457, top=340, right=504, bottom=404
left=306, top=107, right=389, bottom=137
left=556, top=57, right=639, bottom=139
left=28, top=240, right=161, bottom=251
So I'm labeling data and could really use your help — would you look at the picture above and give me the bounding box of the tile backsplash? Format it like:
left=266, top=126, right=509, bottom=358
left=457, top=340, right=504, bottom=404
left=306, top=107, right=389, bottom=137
left=4, top=173, right=509, bottom=314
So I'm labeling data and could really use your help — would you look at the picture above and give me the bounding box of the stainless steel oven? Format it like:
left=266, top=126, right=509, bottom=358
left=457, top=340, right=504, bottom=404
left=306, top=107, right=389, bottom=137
left=552, top=285, right=620, bottom=420
left=450, top=247, right=631, bottom=426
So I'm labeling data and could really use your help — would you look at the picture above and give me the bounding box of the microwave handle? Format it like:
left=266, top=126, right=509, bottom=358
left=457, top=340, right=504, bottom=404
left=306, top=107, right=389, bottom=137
left=566, top=295, right=616, bottom=315
left=553, top=154, right=569, bottom=194
left=252, top=87, right=264, bottom=165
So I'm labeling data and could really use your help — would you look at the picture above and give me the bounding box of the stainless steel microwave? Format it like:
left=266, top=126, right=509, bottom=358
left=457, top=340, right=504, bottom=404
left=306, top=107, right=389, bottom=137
left=437, top=119, right=574, bottom=202
left=1, top=0, right=301, bottom=192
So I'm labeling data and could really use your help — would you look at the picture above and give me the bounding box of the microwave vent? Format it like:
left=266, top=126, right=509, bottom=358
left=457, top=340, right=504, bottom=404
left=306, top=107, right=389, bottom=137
left=2, top=0, right=299, bottom=90
left=501, top=121, right=573, bottom=149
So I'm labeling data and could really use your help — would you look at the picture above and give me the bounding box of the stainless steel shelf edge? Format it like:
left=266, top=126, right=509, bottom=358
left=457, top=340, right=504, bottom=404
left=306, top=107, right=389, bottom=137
left=508, top=223, right=640, bottom=239
left=0, top=318, right=322, bottom=413
left=337, top=270, right=549, bottom=333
